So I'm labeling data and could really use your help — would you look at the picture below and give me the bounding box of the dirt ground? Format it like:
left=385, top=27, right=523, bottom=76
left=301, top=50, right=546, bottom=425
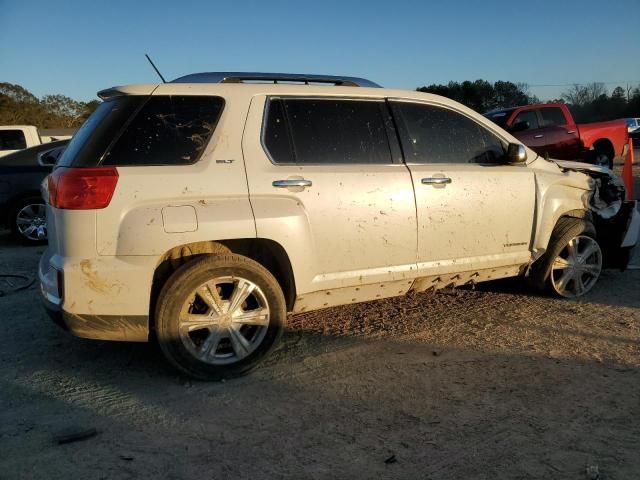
left=0, top=166, right=639, bottom=480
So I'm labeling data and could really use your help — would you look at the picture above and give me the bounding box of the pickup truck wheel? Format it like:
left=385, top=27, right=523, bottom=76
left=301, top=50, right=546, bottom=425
left=10, top=197, right=48, bottom=244
left=155, top=254, right=286, bottom=380
left=593, top=150, right=613, bottom=169
left=529, top=218, right=602, bottom=298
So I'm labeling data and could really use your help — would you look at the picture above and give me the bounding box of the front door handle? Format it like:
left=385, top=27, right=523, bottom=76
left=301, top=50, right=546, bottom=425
left=272, top=179, right=312, bottom=188
left=567, top=130, right=576, bottom=134
left=534, top=134, right=544, bottom=139
left=422, top=177, right=452, bottom=185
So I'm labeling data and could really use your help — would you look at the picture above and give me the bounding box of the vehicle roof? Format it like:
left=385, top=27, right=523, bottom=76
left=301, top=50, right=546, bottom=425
left=0, top=125, right=38, bottom=130
left=171, top=72, right=382, bottom=88
left=99, top=82, right=459, bottom=105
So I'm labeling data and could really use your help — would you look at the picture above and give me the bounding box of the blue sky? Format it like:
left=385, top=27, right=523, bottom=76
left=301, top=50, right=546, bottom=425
left=1, top=0, right=639, bottom=102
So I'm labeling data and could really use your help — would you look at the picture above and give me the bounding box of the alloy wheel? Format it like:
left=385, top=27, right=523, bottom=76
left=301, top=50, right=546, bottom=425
left=550, top=235, right=602, bottom=298
left=178, top=276, right=270, bottom=365
left=16, top=203, right=47, bottom=241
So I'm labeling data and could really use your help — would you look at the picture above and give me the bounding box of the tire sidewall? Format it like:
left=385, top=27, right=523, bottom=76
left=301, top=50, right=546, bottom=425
left=533, top=218, right=600, bottom=296
left=156, top=255, right=286, bottom=380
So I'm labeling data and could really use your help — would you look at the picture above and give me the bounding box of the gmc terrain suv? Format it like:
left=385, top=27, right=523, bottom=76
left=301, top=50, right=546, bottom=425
left=39, top=72, right=640, bottom=380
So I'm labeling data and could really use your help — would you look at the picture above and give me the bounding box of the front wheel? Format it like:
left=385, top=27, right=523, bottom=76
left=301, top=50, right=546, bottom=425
left=528, top=218, right=603, bottom=298
left=155, top=254, right=286, bottom=380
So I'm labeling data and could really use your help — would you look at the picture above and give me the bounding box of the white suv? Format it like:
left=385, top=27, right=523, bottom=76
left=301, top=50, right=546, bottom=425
left=39, top=72, right=640, bottom=379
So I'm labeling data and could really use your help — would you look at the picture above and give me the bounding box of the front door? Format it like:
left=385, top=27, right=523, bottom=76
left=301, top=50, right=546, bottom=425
left=390, top=100, right=535, bottom=274
left=242, top=95, right=417, bottom=294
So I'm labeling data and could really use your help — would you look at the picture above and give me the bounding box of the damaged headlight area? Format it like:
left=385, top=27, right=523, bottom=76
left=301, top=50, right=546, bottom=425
left=584, top=171, right=636, bottom=269
left=587, top=173, right=626, bottom=220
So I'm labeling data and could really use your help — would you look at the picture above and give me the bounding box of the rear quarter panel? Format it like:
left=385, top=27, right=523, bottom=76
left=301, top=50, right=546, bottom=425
left=95, top=90, right=256, bottom=257
left=577, top=119, right=628, bottom=154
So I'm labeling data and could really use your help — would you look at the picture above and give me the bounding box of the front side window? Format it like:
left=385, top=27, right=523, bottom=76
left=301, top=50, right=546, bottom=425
left=103, top=95, right=224, bottom=166
left=540, top=107, right=567, bottom=127
left=512, top=110, right=540, bottom=131
left=0, top=130, right=27, bottom=150
left=391, top=102, right=505, bottom=164
left=263, top=98, right=393, bottom=165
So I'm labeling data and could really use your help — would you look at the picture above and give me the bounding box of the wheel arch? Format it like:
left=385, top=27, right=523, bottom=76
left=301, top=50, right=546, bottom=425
left=150, top=238, right=297, bottom=332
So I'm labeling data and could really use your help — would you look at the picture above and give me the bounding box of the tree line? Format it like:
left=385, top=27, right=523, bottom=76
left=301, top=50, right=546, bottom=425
left=2, top=80, right=639, bottom=130
left=0, top=82, right=100, bottom=129
left=417, top=80, right=640, bottom=122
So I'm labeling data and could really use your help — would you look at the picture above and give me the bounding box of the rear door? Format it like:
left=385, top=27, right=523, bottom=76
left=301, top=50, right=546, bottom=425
left=390, top=100, right=535, bottom=274
left=242, top=96, right=417, bottom=294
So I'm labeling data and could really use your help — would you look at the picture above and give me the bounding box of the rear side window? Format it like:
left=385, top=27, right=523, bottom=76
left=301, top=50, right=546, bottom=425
left=391, top=102, right=505, bottom=164
left=540, top=107, right=567, bottom=127
left=0, top=130, right=27, bottom=150
left=103, top=96, right=224, bottom=166
left=264, top=98, right=393, bottom=164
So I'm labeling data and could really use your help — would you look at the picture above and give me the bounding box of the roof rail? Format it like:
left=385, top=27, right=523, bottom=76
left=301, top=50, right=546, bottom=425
left=170, top=72, right=381, bottom=88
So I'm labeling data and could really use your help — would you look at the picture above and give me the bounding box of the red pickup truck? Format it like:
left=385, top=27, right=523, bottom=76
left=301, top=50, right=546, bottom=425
left=485, top=103, right=629, bottom=168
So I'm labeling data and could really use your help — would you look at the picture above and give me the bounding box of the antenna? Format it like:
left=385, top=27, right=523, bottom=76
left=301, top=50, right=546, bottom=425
left=145, top=54, right=166, bottom=83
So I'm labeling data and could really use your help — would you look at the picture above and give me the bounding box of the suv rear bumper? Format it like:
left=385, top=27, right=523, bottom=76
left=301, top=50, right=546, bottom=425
left=38, top=250, right=150, bottom=342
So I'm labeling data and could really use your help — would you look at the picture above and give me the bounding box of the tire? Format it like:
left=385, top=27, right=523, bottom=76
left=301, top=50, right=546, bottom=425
left=593, top=149, right=613, bottom=169
left=155, top=254, right=286, bottom=380
left=528, top=217, right=602, bottom=298
left=9, top=196, right=48, bottom=245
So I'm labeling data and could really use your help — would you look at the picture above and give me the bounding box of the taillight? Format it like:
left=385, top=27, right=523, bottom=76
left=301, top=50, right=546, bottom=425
left=48, top=167, right=118, bottom=210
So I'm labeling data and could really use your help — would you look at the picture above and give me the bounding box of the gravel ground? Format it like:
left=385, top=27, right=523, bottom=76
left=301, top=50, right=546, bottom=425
left=0, top=165, right=638, bottom=480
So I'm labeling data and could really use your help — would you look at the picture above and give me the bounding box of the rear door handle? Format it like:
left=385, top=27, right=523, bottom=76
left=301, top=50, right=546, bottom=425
left=534, top=134, right=544, bottom=139
left=422, top=177, right=452, bottom=185
left=272, top=179, right=312, bottom=188
left=567, top=130, right=576, bottom=134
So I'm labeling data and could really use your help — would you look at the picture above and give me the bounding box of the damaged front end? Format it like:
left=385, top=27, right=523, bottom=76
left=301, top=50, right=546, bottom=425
left=556, top=160, right=639, bottom=269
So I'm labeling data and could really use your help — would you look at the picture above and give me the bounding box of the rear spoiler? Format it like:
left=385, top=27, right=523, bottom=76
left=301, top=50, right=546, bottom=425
left=96, top=84, right=159, bottom=101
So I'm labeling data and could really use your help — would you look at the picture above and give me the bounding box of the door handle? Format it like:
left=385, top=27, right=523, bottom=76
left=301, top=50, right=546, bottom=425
left=272, top=179, right=312, bottom=188
left=567, top=130, right=576, bottom=134
left=534, top=134, right=544, bottom=139
left=422, top=177, right=452, bottom=185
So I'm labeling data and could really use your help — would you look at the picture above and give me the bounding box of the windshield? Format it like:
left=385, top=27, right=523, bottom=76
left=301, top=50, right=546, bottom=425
left=56, top=96, right=146, bottom=168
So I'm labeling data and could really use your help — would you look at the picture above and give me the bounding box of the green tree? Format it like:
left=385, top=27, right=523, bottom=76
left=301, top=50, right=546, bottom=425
left=0, top=82, right=101, bottom=128
left=417, top=79, right=537, bottom=111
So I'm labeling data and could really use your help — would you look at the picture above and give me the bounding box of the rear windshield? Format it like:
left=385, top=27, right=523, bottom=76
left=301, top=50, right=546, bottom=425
left=0, top=130, right=27, bottom=150
left=57, top=95, right=224, bottom=167
left=57, top=96, right=144, bottom=167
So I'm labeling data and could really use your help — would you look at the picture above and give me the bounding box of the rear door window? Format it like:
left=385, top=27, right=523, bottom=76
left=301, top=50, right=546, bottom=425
left=391, top=102, right=505, bottom=164
left=540, top=107, right=567, bottom=127
left=103, top=96, right=224, bottom=166
left=0, top=130, right=27, bottom=150
left=264, top=98, right=393, bottom=165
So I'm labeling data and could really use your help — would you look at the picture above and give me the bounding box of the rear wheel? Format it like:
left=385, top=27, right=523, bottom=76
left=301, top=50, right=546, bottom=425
left=155, top=254, right=286, bottom=380
left=529, top=218, right=602, bottom=298
left=594, top=151, right=612, bottom=169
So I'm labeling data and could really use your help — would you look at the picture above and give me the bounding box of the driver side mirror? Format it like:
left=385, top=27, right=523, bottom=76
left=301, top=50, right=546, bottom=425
left=509, top=121, right=530, bottom=133
left=507, top=143, right=527, bottom=163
